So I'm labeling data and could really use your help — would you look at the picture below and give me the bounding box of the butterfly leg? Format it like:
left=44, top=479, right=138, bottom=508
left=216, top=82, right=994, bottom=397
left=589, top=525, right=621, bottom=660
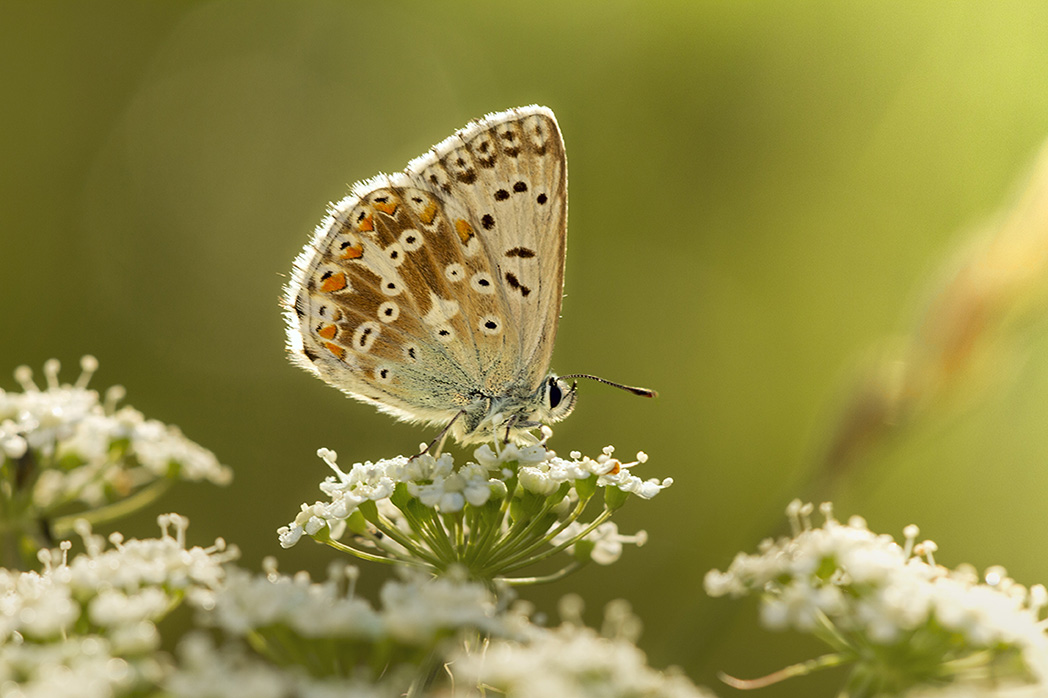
left=413, top=411, right=464, bottom=459
left=502, top=414, right=519, bottom=445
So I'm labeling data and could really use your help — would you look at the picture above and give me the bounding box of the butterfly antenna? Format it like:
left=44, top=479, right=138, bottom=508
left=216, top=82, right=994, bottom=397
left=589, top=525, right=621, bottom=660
left=559, top=374, right=658, bottom=398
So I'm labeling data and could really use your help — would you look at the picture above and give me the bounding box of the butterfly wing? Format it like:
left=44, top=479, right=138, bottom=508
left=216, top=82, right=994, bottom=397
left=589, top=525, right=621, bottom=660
left=283, top=106, right=567, bottom=431
left=406, top=106, right=568, bottom=395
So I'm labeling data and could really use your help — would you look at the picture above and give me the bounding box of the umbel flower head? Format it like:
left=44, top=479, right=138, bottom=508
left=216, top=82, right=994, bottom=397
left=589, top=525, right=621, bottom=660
left=182, top=558, right=530, bottom=690
left=278, top=433, right=670, bottom=585
left=705, top=500, right=1048, bottom=697
left=447, top=595, right=716, bottom=698
left=0, top=357, right=231, bottom=565
left=0, top=513, right=235, bottom=698
left=176, top=564, right=713, bottom=698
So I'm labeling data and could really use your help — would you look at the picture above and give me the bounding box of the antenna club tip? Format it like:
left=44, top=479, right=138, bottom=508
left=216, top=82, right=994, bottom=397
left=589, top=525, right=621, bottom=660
left=560, top=373, right=657, bottom=399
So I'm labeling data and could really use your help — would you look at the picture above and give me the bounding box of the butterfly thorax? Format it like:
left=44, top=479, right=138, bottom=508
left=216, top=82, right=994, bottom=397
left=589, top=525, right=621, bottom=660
left=452, top=373, right=578, bottom=445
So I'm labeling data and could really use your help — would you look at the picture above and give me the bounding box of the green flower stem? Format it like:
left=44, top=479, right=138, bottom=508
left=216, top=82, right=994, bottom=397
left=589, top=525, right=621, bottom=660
left=939, top=649, right=997, bottom=674
left=449, top=510, right=465, bottom=552
left=322, top=536, right=425, bottom=567
left=491, top=506, right=613, bottom=575
left=718, top=652, right=852, bottom=690
left=430, top=512, right=459, bottom=559
left=355, top=526, right=439, bottom=567
left=482, top=461, right=521, bottom=532
left=841, top=665, right=877, bottom=698
left=248, top=626, right=308, bottom=668
left=50, top=476, right=174, bottom=538
left=462, top=497, right=511, bottom=566
left=362, top=505, right=445, bottom=566
left=497, top=560, right=583, bottom=586
left=488, top=484, right=576, bottom=561
left=810, top=608, right=859, bottom=655
left=417, top=510, right=456, bottom=562
left=392, top=498, right=455, bottom=562
left=1, top=451, right=50, bottom=566
left=461, top=504, right=486, bottom=563
left=405, top=648, right=445, bottom=698
left=529, top=490, right=593, bottom=547
left=462, top=463, right=523, bottom=559
left=484, top=496, right=559, bottom=566
left=364, top=521, right=444, bottom=567
left=365, top=510, right=420, bottom=550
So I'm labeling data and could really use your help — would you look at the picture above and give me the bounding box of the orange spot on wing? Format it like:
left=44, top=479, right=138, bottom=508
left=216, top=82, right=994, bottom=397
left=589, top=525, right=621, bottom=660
left=455, top=219, right=475, bottom=245
left=373, top=200, right=398, bottom=215
left=324, top=342, right=346, bottom=360
left=341, top=244, right=364, bottom=260
left=320, top=272, right=348, bottom=293
left=317, top=323, right=337, bottom=339
left=358, top=214, right=374, bottom=232
left=420, top=201, right=439, bottom=224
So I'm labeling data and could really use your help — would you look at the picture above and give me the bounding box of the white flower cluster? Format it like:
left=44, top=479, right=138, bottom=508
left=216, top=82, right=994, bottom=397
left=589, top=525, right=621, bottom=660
left=165, top=634, right=399, bottom=698
left=706, top=501, right=1048, bottom=693
left=0, top=514, right=235, bottom=698
left=0, top=357, right=231, bottom=512
left=196, top=561, right=522, bottom=646
left=0, top=636, right=168, bottom=698
left=379, top=568, right=524, bottom=643
left=551, top=521, right=648, bottom=566
left=174, top=595, right=710, bottom=698
left=509, top=444, right=669, bottom=500
left=187, top=560, right=530, bottom=685
left=198, top=562, right=382, bottom=641
left=448, top=599, right=714, bottom=698
left=278, top=442, right=667, bottom=559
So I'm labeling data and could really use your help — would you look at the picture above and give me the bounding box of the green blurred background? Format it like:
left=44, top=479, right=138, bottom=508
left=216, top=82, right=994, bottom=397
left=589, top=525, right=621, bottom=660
left=6, top=1, right=1048, bottom=693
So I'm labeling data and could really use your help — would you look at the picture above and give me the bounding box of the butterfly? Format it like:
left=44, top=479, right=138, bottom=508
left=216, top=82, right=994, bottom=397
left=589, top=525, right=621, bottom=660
left=282, top=105, right=653, bottom=447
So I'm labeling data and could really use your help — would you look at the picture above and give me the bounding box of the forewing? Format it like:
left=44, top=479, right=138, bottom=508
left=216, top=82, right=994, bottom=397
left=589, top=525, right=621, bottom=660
left=406, top=106, right=568, bottom=394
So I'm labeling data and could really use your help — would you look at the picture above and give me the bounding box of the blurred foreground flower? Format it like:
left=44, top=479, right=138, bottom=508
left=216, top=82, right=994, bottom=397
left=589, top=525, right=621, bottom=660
left=180, top=560, right=529, bottom=693
left=447, top=596, right=716, bottom=698
left=0, top=357, right=232, bottom=567
left=168, top=567, right=714, bottom=698
left=2, top=514, right=707, bottom=697
left=0, top=513, right=235, bottom=697
left=166, top=633, right=399, bottom=698
left=278, top=437, right=669, bottom=585
left=705, top=501, right=1048, bottom=697
left=821, top=141, right=1048, bottom=482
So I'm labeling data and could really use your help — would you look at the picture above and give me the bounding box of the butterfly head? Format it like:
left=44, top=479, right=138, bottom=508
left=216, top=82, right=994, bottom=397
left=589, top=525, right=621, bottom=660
left=454, top=372, right=655, bottom=445
left=543, top=374, right=579, bottom=424
left=454, top=373, right=578, bottom=445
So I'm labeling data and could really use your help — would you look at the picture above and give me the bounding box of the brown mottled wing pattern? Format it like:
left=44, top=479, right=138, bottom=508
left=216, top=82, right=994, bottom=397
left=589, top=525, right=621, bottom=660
left=283, top=106, right=567, bottom=430
left=407, top=107, right=567, bottom=395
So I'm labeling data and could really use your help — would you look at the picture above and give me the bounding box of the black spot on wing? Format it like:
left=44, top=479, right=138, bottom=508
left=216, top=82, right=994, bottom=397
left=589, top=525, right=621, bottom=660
left=504, top=272, right=532, bottom=297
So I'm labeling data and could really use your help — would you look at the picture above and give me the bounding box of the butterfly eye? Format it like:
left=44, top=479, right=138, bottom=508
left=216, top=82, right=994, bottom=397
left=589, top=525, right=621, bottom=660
left=548, top=378, right=563, bottom=409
